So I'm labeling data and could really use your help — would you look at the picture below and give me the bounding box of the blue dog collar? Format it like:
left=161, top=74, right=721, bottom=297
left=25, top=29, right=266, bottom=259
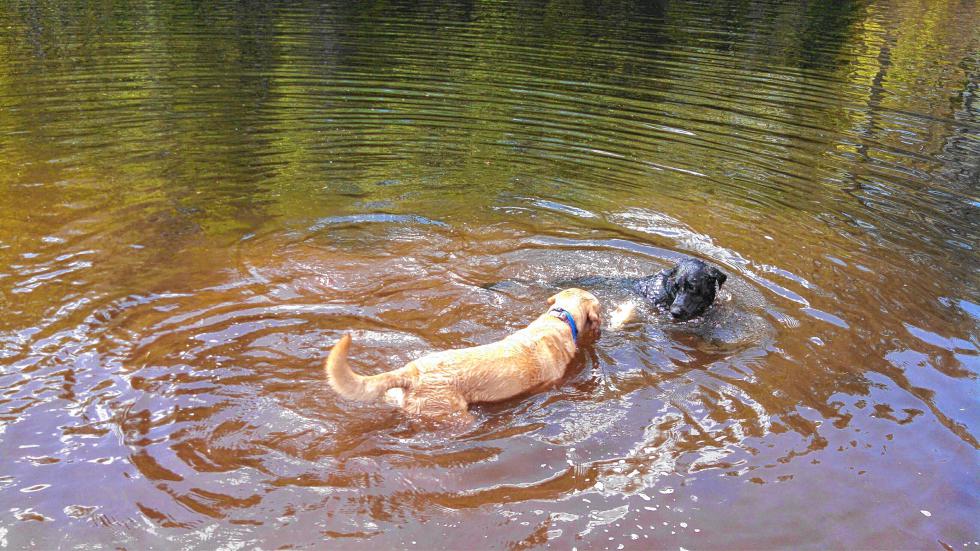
left=549, top=307, right=578, bottom=341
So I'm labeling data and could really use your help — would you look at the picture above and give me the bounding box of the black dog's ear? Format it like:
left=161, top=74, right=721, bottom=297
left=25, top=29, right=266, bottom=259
left=709, top=267, right=727, bottom=288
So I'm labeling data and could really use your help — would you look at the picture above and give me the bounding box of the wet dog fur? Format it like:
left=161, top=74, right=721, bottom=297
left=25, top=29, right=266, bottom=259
left=324, top=288, right=601, bottom=422
left=632, top=258, right=727, bottom=321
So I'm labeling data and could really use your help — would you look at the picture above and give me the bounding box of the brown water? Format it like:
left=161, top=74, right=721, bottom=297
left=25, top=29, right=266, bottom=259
left=1, top=0, right=978, bottom=548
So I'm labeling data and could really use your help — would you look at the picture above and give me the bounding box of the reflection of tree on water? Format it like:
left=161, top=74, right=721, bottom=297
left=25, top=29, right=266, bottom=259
left=3, top=0, right=975, bottom=229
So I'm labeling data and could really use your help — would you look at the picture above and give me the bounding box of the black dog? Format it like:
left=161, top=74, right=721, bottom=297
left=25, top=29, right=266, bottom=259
left=631, top=258, right=727, bottom=321
left=483, top=258, right=728, bottom=323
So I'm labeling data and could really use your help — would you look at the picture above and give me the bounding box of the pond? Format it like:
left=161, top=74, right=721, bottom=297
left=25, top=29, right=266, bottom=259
left=0, top=0, right=977, bottom=548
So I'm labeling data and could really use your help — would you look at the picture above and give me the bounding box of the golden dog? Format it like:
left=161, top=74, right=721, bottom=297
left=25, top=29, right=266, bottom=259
left=325, top=288, right=600, bottom=421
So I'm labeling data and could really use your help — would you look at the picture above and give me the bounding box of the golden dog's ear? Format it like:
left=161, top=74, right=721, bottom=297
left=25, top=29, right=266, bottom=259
left=587, top=305, right=601, bottom=326
left=547, top=293, right=558, bottom=305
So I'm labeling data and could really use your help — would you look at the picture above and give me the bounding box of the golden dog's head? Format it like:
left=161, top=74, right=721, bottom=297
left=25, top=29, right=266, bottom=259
left=548, top=288, right=602, bottom=341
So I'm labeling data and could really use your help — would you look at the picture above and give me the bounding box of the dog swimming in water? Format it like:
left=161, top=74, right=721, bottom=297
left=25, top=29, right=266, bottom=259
left=631, top=258, right=727, bottom=321
left=478, top=258, right=727, bottom=329
left=553, top=258, right=727, bottom=329
left=324, top=288, right=601, bottom=423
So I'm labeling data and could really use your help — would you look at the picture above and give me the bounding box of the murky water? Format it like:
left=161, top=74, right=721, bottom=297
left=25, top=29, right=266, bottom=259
left=1, top=0, right=978, bottom=548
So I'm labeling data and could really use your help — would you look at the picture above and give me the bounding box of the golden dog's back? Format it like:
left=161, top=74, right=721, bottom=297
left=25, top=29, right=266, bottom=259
left=324, top=288, right=599, bottom=420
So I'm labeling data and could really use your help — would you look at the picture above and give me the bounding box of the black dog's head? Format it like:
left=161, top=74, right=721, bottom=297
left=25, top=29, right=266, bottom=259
left=659, top=259, right=727, bottom=321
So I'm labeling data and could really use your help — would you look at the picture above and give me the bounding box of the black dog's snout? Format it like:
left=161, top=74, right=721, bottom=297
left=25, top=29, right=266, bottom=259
left=669, top=305, right=685, bottom=319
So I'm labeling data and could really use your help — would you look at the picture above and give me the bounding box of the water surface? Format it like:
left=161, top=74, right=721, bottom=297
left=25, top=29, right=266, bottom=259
left=1, top=0, right=978, bottom=548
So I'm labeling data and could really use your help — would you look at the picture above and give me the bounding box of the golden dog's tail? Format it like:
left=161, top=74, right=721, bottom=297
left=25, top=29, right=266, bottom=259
left=325, top=334, right=417, bottom=402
